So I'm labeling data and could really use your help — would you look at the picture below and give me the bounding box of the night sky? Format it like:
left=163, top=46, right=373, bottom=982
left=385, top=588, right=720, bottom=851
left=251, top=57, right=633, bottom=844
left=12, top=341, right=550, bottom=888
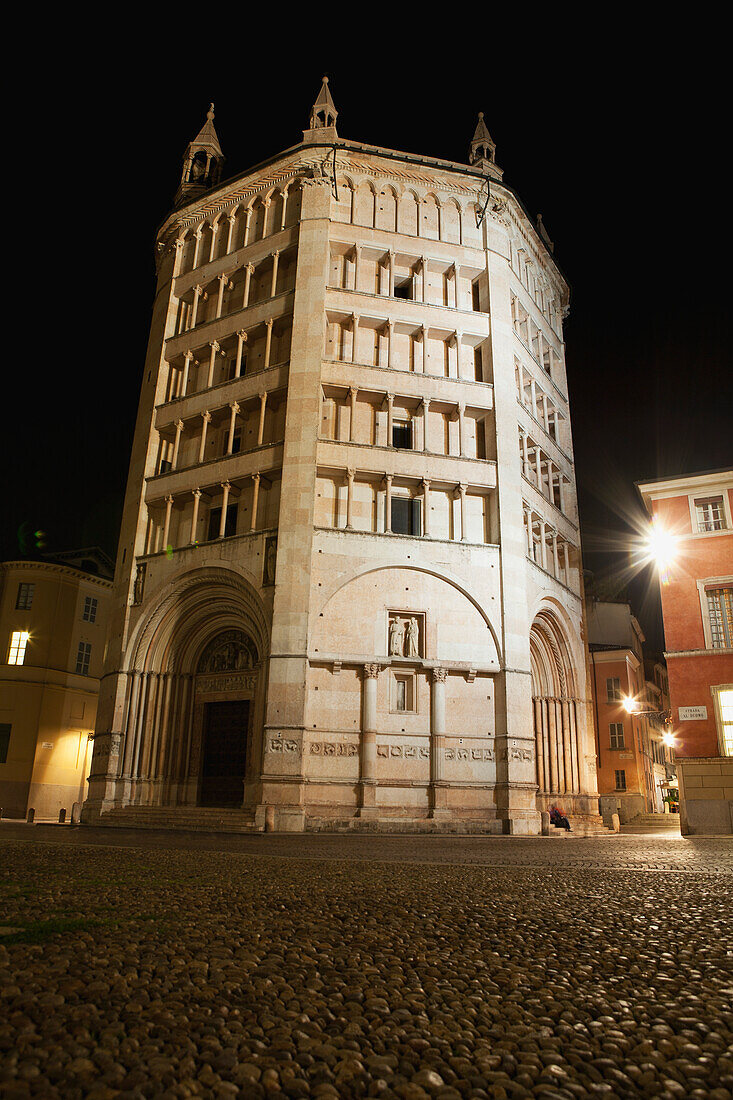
left=7, top=33, right=729, bottom=653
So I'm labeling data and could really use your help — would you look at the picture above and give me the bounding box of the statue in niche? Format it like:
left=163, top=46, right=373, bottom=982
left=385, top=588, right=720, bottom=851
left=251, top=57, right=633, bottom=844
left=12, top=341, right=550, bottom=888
left=389, top=617, right=405, bottom=656
left=132, top=563, right=146, bottom=606
left=405, top=618, right=419, bottom=658
left=263, top=535, right=277, bottom=586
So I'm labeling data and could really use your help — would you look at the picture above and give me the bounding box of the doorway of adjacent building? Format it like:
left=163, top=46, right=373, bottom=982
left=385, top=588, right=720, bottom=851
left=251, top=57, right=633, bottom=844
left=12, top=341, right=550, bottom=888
left=199, top=700, right=249, bottom=806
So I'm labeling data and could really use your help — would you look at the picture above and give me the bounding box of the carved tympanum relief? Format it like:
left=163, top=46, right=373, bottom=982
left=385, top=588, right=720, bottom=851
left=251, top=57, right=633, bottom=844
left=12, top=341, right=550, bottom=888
left=197, top=629, right=259, bottom=673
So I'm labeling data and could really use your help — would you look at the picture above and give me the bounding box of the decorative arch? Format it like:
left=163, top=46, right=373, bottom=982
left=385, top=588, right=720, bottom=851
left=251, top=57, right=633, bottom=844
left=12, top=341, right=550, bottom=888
left=112, top=567, right=270, bottom=811
left=529, top=605, right=582, bottom=801
left=313, top=561, right=502, bottom=667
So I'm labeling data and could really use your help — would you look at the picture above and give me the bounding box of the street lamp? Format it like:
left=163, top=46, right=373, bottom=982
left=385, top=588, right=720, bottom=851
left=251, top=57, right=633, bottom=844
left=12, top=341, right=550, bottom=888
left=622, top=695, right=672, bottom=723
left=645, top=517, right=678, bottom=581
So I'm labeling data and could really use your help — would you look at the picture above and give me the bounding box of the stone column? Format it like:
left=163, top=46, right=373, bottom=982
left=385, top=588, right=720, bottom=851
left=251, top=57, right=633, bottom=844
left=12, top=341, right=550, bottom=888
left=530, top=378, right=537, bottom=419
left=558, top=475, right=566, bottom=513
left=429, top=668, right=449, bottom=817
left=218, top=482, right=231, bottom=538
left=539, top=518, right=547, bottom=570
left=270, top=250, right=280, bottom=298
left=250, top=473, right=261, bottom=531
left=349, top=388, right=358, bottom=441
left=353, top=245, right=361, bottom=291
left=351, top=315, right=359, bottom=363
left=225, top=213, right=236, bottom=254
left=534, top=697, right=546, bottom=792
left=226, top=403, right=240, bottom=454
left=555, top=699, right=567, bottom=795
left=280, top=190, right=289, bottom=230
left=216, top=274, right=229, bottom=318
left=384, top=474, right=393, bottom=533
left=257, top=392, right=268, bottom=446
left=262, top=197, right=271, bottom=238
left=547, top=698, right=559, bottom=793
left=190, top=285, right=203, bottom=328
left=198, top=411, right=211, bottom=464
left=458, top=483, right=468, bottom=541
left=181, top=351, right=194, bottom=397
left=388, top=250, right=395, bottom=297
left=192, top=228, right=203, bottom=269
left=162, top=495, right=174, bottom=549
left=386, top=321, right=394, bottom=368
left=190, top=489, right=202, bottom=543
left=264, top=319, right=274, bottom=368
left=569, top=701, right=581, bottom=793
left=547, top=459, right=554, bottom=503
left=171, top=420, right=184, bottom=469
left=386, top=393, right=394, bottom=446
left=345, top=469, right=355, bottom=529
left=422, top=398, right=430, bottom=452
left=121, top=671, right=142, bottom=777
left=422, top=480, right=431, bottom=537
left=243, top=208, right=253, bottom=247
left=457, top=404, right=466, bottom=457
left=524, top=506, right=533, bottom=557
left=552, top=531, right=560, bottom=578
left=243, top=264, right=254, bottom=307
left=521, top=431, right=530, bottom=478
left=209, top=222, right=220, bottom=263
left=541, top=394, right=550, bottom=432
left=358, top=664, right=380, bottom=814
left=517, top=361, right=525, bottom=405
left=561, top=700, right=573, bottom=793
left=421, top=257, right=428, bottom=303
left=455, top=332, right=463, bottom=379
left=235, top=331, right=247, bottom=377
left=206, top=342, right=220, bottom=388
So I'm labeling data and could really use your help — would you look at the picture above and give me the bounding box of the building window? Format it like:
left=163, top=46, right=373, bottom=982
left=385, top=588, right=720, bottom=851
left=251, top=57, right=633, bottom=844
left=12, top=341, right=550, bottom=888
left=7, top=631, right=29, bottom=666
left=615, top=769, right=626, bottom=791
left=706, top=588, right=733, bottom=649
left=393, top=277, right=413, bottom=301
left=15, top=583, right=34, bottom=610
left=207, top=503, right=238, bottom=541
left=714, top=687, right=733, bottom=756
left=392, top=420, right=412, bottom=449
left=391, top=498, right=421, bottom=537
left=695, top=495, right=727, bottom=533
left=0, top=724, right=10, bottom=763
left=76, top=642, right=92, bottom=676
left=606, top=677, right=622, bottom=703
left=82, top=596, right=98, bottom=623
left=609, top=723, right=625, bottom=749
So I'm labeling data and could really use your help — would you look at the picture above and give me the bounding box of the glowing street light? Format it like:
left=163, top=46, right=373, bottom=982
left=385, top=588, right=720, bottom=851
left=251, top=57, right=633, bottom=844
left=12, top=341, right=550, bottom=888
left=645, top=518, right=677, bottom=580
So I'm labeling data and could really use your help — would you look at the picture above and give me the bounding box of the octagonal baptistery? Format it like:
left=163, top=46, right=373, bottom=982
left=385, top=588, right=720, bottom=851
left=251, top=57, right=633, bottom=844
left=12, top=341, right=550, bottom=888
left=83, top=83, right=600, bottom=834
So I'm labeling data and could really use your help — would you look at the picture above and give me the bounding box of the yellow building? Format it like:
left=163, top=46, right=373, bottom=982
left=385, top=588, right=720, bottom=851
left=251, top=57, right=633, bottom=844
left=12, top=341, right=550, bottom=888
left=0, top=550, right=112, bottom=820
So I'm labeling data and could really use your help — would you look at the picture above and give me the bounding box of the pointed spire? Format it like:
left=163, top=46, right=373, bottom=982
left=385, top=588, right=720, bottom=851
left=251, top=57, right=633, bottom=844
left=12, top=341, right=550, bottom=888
left=192, top=102, right=223, bottom=158
left=175, top=104, right=226, bottom=208
left=304, top=75, right=339, bottom=140
left=469, top=112, right=496, bottom=168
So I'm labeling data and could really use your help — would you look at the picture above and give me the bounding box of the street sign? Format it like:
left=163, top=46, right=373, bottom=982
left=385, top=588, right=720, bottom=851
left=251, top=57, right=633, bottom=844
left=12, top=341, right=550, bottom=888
left=678, top=705, right=708, bottom=721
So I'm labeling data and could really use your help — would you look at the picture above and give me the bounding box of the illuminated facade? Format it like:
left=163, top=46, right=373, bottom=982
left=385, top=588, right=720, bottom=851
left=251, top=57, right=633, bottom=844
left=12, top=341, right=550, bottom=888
left=0, top=551, right=112, bottom=819
left=638, top=468, right=733, bottom=835
left=84, top=82, right=599, bottom=833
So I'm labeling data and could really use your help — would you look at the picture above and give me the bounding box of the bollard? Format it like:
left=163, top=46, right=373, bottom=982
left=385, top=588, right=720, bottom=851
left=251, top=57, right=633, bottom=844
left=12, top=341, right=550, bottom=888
left=611, top=812, right=620, bottom=833
left=540, top=811, right=550, bottom=836
left=71, top=802, right=82, bottom=824
left=264, top=805, right=275, bottom=832
left=26, top=807, right=35, bottom=824
left=58, top=808, right=66, bottom=824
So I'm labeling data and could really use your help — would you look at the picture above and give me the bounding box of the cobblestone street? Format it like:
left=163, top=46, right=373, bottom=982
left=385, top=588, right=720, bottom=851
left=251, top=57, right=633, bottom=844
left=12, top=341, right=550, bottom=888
left=1, top=830, right=732, bottom=1099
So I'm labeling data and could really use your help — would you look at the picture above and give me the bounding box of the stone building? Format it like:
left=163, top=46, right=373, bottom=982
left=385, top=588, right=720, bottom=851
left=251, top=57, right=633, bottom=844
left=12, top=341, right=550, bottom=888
left=83, top=82, right=599, bottom=833
left=638, top=468, right=733, bottom=835
left=0, top=549, right=113, bottom=820
left=586, top=596, right=675, bottom=823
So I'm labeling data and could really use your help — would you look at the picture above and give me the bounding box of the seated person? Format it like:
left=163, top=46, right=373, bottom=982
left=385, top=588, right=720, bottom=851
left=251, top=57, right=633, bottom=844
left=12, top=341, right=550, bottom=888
left=549, top=805, right=571, bottom=831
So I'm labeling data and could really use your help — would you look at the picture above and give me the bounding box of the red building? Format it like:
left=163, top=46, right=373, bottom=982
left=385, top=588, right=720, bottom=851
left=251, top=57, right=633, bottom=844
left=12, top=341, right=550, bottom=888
left=638, top=469, right=733, bottom=835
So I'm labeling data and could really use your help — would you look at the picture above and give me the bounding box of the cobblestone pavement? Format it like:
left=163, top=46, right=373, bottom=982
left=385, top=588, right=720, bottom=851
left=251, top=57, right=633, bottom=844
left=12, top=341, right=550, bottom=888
left=1, top=832, right=732, bottom=1099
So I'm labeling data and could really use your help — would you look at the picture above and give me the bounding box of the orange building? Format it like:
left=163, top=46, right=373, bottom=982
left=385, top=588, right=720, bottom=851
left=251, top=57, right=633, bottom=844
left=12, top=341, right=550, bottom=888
left=638, top=469, right=733, bottom=835
left=586, top=597, right=674, bottom=823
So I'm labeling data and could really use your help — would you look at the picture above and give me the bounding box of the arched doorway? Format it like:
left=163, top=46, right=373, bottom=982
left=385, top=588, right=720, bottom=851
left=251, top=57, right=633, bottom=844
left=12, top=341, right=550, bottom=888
left=530, top=610, right=582, bottom=811
left=195, top=629, right=258, bottom=807
left=112, top=568, right=269, bottom=811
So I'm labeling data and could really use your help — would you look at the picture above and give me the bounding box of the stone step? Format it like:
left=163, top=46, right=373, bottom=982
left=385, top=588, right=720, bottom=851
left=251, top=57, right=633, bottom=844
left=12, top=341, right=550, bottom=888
left=627, top=813, right=680, bottom=828
left=98, top=807, right=260, bottom=833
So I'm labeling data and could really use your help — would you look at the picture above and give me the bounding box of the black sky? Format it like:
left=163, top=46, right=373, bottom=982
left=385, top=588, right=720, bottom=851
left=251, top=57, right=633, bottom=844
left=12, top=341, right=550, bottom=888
left=5, top=26, right=730, bottom=652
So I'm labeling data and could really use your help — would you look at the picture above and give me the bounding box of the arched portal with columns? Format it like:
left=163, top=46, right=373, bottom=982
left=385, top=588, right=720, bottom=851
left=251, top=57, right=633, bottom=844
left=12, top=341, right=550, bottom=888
left=105, top=567, right=269, bottom=811
left=530, top=608, right=584, bottom=812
